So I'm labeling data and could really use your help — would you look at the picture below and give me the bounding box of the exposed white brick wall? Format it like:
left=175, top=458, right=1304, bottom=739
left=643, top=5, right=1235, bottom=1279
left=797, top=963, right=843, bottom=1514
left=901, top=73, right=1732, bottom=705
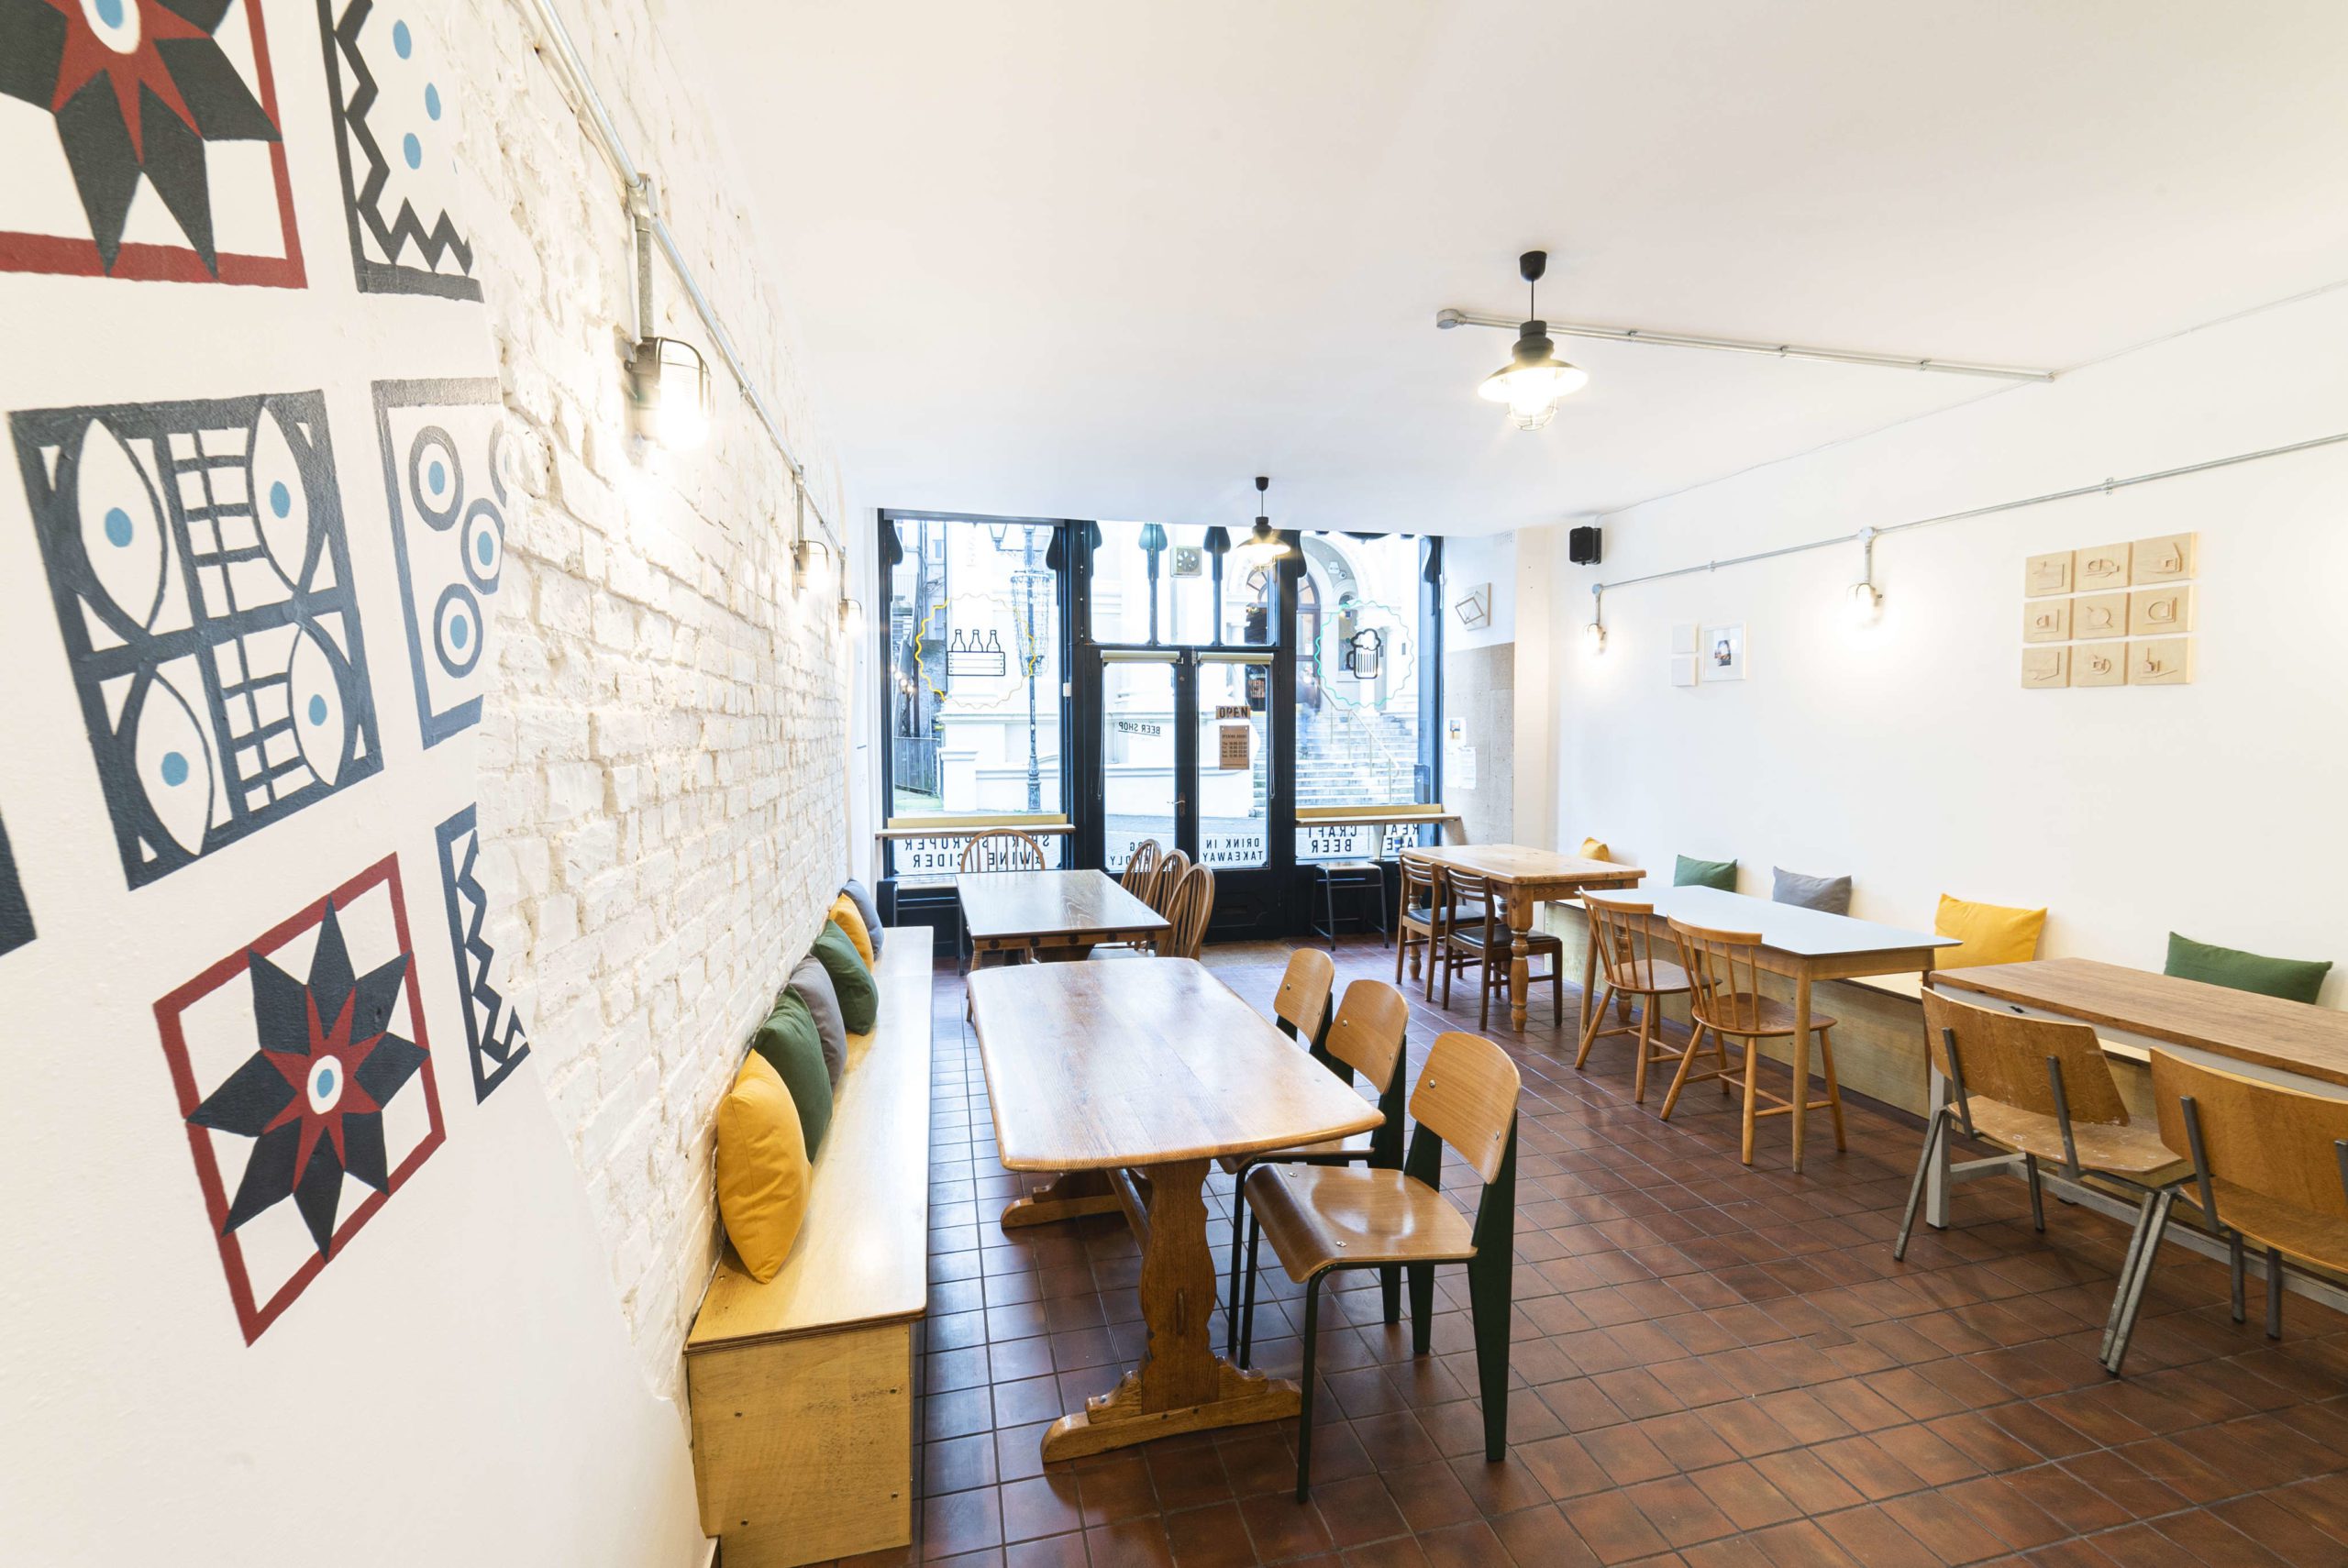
left=450, top=0, right=850, bottom=1402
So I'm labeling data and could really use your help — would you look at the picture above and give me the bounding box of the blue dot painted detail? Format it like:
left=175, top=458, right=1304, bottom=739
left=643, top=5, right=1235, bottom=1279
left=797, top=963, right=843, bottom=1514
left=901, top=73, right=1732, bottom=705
left=307, top=695, right=328, bottom=726
left=161, top=751, right=189, bottom=787
left=450, top=617, right=469, bottom=648
left=403, top=133, right=422, bottom=170
left=95, top=0, right=124, bottom=24
left=104, top=506, right=133, bottom=547
left=269, top=480, right=292, bottom=518
left=393, top=19, right=412, bottom=57
left=317, top=1066, right=336, bottom=1095
left=476, top=533, right=493, bottom=565
left=428, top=460, right=446, bottom=492
left=426, top=83, right=441, bottom=120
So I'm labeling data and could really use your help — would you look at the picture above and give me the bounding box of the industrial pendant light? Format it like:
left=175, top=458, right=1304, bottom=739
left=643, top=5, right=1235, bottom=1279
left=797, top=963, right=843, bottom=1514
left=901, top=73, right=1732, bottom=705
left=1230, top=475, right=1291, bottom=569
left=1478, top=250, right=1589, bottom=431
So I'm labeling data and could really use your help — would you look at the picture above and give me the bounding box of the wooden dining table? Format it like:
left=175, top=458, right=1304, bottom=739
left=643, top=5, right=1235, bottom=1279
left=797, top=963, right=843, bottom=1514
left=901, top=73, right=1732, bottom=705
left=1406, top=844, right=1645, bottom=1032
left=957, top=867, right=1167, bottom=961
left=968, top=959, right=1383, bottom=1461
left=1581, top=886, right=1956, bottom=1174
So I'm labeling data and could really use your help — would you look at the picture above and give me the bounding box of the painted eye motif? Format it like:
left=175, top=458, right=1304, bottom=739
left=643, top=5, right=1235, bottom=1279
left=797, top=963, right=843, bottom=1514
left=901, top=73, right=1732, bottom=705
left=76, top=418, right=168, bottom=628
left=288, top=628, right=347, bottom=788
left=433, top=583, right=482, bottom=678
left=249, top=404, right=312, bottom=587
left=409, top=426, right=462, bottom=530
left=460, top=499, right=503, bottom=591
left=134, top=671, right=216, bottom=854
left=77, top=0, right=141, bottom=54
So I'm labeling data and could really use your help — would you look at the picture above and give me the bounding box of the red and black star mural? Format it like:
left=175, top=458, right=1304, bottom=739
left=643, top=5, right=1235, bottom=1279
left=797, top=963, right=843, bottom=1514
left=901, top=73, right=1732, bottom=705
left=0, top=0, right=304, bottom=285
left=158, top=856, right=444, bottom=1342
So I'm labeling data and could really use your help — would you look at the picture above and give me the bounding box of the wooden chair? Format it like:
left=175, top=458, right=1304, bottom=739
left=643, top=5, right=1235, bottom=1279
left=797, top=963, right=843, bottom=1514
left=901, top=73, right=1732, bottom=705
left=1663, top=920, right=1844, bottom=1165
left=957, top=829, right=1047, bottom=974
left=2106, top=1050, right=2348, bottom=1375
left=1237, top=1030, right=1520, bottom=1500
left=1146, top=849, right=1191, bottom=918
left=1119, top=839, right=1162, bottom=899
left=1161, top=864, right=1215, bottom=960
left=1894, top=990, right=2187, bottom=1364
left=1222, top=976, right=1412, bottom=1353
left=1434, top=868, right=1565, bottom=1030
left=1395, top=854, right=1447, bottom=999
left=1575, top=900, right=1692, bottom=1103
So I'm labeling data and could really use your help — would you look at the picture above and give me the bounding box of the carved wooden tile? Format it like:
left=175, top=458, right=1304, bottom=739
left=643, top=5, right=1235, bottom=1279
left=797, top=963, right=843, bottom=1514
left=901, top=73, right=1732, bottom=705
left=2132, top=533, right=2197, bottom=584
left=2077, top=542, right=2132, bottom=591
left=2130, top=584, right=2194, bottom=635
left=2021, top=646, right=2070, bottom=689
left=2023, top=599, right=2072, bottom=643
left=2024, top=551, right=2074, bottom=597
left=2128, top=638, right=2195, bottom=686
left=2072, top=644, right=2126, bottom=687
left=2072, top=592, right=2127, bottom=639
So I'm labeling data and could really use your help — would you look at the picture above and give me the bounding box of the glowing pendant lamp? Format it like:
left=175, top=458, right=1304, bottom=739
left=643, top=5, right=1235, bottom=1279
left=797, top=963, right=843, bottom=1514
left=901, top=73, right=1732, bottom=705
left=1478, top=250, right=1588, bottom=430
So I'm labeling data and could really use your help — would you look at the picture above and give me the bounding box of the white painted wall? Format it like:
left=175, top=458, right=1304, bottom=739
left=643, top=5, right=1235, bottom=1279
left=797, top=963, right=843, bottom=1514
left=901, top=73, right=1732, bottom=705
left=1554, top=286, right=2348, bottom=1004
left=1442, top=531, right=1517, bottom=652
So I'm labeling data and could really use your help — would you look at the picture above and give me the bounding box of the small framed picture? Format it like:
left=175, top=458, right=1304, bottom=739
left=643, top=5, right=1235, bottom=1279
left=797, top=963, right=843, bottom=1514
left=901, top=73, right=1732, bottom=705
left=1670, top=655, right=1697, bottom=688
left=1701, top=624, right=1745, bottom=681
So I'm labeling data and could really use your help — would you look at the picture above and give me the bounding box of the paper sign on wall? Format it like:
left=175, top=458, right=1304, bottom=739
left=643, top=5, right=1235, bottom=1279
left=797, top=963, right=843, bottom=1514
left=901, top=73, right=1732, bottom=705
left=1217, top=723, right=1250, bottom=768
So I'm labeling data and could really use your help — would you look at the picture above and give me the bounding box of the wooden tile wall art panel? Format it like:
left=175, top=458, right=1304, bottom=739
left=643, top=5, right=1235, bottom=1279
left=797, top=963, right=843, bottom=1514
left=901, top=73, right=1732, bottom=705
left=2131, top=582, right=2194, bottom=635
left=12, top=393, right=384, bottom=888
left=2077, top=542, right=2132, bottom=591
left=317, top=0, right=482, bottom=299
left=2132, top=532, right=2198, bottom=583
left=2130, top=637, right=2195, bottom=686
left=0, top=0, right=305, bottom=286
left=2024, top=550, right=2073, bottom=596
left=2073, top=643, right=2127, bottom=688
left=2021, top=646, right=2070, bottom=689
left=2023, top=598, right=2071, bottom=643
left=2072, top=591, right=2127, bottom=639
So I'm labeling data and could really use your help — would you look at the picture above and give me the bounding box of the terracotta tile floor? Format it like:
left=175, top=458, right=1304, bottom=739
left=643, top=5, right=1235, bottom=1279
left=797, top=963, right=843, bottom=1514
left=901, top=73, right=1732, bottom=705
left=843, top=937, right=2348, bottom=1567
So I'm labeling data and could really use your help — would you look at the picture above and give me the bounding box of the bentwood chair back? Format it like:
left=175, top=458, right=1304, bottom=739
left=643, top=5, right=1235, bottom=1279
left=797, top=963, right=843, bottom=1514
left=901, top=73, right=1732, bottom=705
left=958, top=829, right=1046, bottom=874
left=1120, top=839, right=1162, bottom=899
left=1897, top=991, right=2184, bottom=1354
left=1272, top=948, right=1336, bottom=1050
left=2102, top=1049, right=2348, bottom=1373
left=1575, top=900, right=1692, bottom=1103
left=1162, top=865, right=1215, bottom=960
left=1147, top=850, right=1191, bottom=917
left=1665, top=919, right=1846, bottom=1165
left=1395, top=854, right=1446, bottom=999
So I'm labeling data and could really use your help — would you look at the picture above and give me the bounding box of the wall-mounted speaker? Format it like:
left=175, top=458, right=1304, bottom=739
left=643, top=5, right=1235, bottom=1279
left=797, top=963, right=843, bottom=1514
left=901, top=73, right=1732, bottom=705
left=1568, top=525, right=1602, bottom=566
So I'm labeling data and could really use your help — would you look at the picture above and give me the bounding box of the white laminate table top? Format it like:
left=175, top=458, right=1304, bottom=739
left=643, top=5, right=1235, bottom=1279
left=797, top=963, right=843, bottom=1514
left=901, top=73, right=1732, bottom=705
left=1580, top=884, right=1956, bottom=959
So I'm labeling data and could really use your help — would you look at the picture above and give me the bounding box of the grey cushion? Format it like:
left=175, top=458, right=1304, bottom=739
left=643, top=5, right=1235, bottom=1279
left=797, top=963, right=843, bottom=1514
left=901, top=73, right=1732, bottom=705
left=789, top=955, right=847, bottom=1087
left=1772, top=866, right=1853, bottom=915
left=841, top=879, right=884, bottom=955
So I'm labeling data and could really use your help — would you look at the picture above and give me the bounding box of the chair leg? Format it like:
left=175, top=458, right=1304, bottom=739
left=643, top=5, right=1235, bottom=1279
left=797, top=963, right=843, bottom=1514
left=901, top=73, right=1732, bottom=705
left=1714, top=1024, right=1732, bottom=1095
left=2098, top=1189, right=2162, bottom=1364
left=1322, top=872, right=1338, bottom=954
left=1631, top=999, right=1655, bottom=1104
left=2230, top=1232, right=2247, bottom=1325
left=2267, top=1247, right=2285, bottom=1340
left=1656, top=1023, right=1710, bottom=1121
left=1224, top=1176, right=1250, bottom=1355
left=2105, top=1188, right=2176, bottom=1375
left=1238, top=1210, right=1263, bottom=1368
left=1394, top=929, right=1408, bottom=985
left=1295, top=1273, right=1325, bottom=1503
left=1894, top=1109, right=1950, bottom=1261
left=1818, top=1027, right=1848, bottom=1151
left=1739, top=1036, right=1760, bottom=1165
left=1468, top=1248, right=1512, bottom=1463
left=1381, top=1264, right=1401, bottom=1324
left=1478, top=950, right=1492, bottom=1031
left=1574, top=983, right=1614, bottom=1068
left=1408, top=1263, right=1434, bottom=1357
left=2024, top=1152, right=2046, bottom=1234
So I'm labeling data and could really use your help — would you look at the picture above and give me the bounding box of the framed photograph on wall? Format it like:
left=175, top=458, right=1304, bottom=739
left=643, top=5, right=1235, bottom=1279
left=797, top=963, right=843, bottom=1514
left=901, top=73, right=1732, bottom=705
left=1702, top=624, right=1746, bottom=681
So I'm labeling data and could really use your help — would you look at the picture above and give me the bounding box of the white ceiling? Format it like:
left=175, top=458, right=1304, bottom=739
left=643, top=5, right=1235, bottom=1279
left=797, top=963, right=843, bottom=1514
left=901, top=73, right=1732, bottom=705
left=679, top=0, right=2348, bottom=535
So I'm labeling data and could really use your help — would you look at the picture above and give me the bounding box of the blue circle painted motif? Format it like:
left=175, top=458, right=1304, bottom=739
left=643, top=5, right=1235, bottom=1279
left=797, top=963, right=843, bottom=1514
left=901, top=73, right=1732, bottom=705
left=428, top=459, right=447, bottom=492
left=476, top=533, right=493, bottom=565
left=450, top=617, right=469, bottom=648
left=307, top=694, right=328, bottom=726
left=161, top=751, right=189, bottom=787
left=104, top=506, right=133, bottom=547
left=403, top=133, right=423, bottom=170
left=426, top=83, right=441, bottom=120
left=95, top=0, right=125, bottom=24
left=317, top=1066, right=336, bottom=1094
left=393, top=19, right=412, bottom=57
left=269, top=480, right=292, bottom=518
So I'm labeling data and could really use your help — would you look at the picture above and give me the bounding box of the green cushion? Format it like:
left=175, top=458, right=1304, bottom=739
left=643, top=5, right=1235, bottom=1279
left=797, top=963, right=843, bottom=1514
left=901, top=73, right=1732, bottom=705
left=1674, top=855, right=1737, bottom=891
left=812, top=918, right=879, bottom=1032
left=751, top=993, right=834, bottom=1155
left=2164, top=933, right=2331, bottom=1006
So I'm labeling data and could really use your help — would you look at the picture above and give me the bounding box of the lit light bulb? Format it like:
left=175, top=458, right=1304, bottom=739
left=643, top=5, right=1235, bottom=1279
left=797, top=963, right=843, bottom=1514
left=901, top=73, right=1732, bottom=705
left=1509, top=396, right=1556, bottom=432
left=1848, top=580, right=1883, bottom=626
left=1583, top=620, right=1606, bottom=654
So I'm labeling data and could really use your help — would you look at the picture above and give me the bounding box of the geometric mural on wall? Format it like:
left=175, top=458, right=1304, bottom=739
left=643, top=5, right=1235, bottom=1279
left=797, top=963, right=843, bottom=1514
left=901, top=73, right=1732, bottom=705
left=0, top=0, right=304, bottom=287
left=317, top=1, right=479, bottom=299
left=0, top=814, right=33, bottom=955
left=435, top=802, right=530, bottom=1101
left=11, top=392, right=383, bottom=889
left=155, top=855, right=444, bottom=1343
left=374, top=376, right=507, bottom=745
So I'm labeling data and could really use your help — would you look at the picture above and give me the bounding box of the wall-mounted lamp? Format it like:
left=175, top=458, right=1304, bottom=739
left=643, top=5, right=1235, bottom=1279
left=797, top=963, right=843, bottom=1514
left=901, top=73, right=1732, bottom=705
left=626, top=335, right=713, bottom=451
left=1848, top=526, right=1883, bottom=626
left=1583, top=583, right=1607, bottom=654
left=839, top=595, right=864, bottom=635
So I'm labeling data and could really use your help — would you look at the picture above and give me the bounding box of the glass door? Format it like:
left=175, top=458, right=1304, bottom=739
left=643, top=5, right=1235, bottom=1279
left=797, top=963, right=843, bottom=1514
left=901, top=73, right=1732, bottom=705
left=1100, top=650, right=1179, bottom=872
left=1193, top=652, right=1270, bottom=873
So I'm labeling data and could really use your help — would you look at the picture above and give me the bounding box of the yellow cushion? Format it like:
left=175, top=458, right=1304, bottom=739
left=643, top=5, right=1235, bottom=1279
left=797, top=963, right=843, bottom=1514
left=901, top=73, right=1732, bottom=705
left=1579, top=837, right=1610, bottom=862
left=1934, top=894, right=2047, bottom=971
left=715, top=1054, right=811, bottom=1283
left=828, top=892, right=875, bottom=966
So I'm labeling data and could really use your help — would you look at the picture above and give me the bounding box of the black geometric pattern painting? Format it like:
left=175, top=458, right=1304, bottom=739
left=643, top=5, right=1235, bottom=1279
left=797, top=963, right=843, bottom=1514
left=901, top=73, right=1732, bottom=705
left=317, top=0, right=479, bottom=299
left=11, top=392, right=383, bottom=889
left=374, top=377, right=507, bottom=746
left=0, top=815, right=33, bottom=955
left=435, top=803, right=530, bottom=1101
left=155, top=855, right=444, bottom=1342
left=0, top=0, right=304, bottom=286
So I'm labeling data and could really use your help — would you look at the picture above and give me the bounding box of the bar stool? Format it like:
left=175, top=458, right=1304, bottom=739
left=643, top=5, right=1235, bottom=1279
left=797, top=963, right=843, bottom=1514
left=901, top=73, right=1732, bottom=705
left=1575, top=899, right=1692, bottom=1103
left=1306, top=857, right=1389, bottom=950
left=1664, top=920, right=1844, bottom=1165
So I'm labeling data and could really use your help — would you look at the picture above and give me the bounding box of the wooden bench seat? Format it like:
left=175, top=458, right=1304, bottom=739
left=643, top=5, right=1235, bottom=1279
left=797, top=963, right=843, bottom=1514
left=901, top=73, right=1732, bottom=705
left=685, top=929, right=935, bottom=1568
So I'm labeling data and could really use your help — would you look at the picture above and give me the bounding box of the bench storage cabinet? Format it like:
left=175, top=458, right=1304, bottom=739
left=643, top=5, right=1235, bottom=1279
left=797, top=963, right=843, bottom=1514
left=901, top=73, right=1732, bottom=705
left=686, top=931, right=934, bottom=1568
